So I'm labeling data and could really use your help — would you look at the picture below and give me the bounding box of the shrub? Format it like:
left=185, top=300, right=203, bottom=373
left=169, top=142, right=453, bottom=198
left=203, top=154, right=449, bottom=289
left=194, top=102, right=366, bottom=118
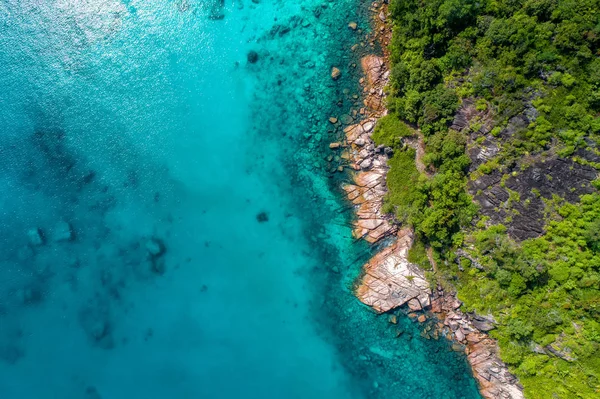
left=371, top=114, right=414, bottom=148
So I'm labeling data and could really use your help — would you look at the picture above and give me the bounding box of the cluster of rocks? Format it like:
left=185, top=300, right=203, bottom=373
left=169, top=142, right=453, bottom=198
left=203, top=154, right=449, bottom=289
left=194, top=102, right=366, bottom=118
left=260, top=13, right=316, bottom=42
left=27, top=220, right=74, bottom=247
left=431, top=292, right=524, bottom=399
left=356, top=242, right=525, bottom=398
left=337, top=53, right=396, bottom=242
left=346, top=3, right=526, bottom=398
left=0, top=122, right=179, bottom=365
left=347, top=8, right=426, bottom=308
left=324, top=53, right=393, bottom=177
left=360, top=55, right=387, bottom=112
left=343, top=120, right=397, bottom=242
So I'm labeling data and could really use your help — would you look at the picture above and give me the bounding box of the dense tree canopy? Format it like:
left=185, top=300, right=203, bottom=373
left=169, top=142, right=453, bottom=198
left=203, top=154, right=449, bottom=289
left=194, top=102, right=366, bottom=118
left=380, top=0, right=600, bottom=397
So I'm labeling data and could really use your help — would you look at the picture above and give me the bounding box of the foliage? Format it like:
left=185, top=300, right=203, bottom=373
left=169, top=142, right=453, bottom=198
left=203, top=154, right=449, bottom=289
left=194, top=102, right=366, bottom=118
left=371, top=114, right=414, bottom=147
left=459, top=196, right=600, bottom=398
left=384, top=0, right=600, bottom=397
left=383, top=147, right=425, bottom=224
left=408, top=237, right=431, bottom=269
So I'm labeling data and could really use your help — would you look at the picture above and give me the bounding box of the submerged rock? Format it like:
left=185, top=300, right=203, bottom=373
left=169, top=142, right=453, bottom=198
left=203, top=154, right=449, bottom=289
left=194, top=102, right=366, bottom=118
left=247, top=50, right=259, bottom=64
left=340, top=114, right=353, bottom=124
left=19, top=285, right=43, bottom=305
left=0, top=345, right=24, bottom=365
left=85, top=386, right=103, bottom=399
left=52, top=221, right=74, bottom=242
left=209, top=11, right=225, bottom=20
left=27, top=228, right=44, bottom=246
left=152, top=258, right=166, bottom=275
left=90, top=319, right=111, bottom=346
left=145, top=237, right=166, bottom=258
left=256, top=211, right=269, bottom=223
left=79, top=304, right=114, bottom=349
left=208, top=0, right=225, bottom=20
left=146, top=237, right=167, bottom=274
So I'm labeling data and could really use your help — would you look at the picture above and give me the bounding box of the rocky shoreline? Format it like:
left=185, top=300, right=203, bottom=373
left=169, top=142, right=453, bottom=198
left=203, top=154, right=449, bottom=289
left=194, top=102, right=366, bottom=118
left=335, top=2, right=525, bottom=399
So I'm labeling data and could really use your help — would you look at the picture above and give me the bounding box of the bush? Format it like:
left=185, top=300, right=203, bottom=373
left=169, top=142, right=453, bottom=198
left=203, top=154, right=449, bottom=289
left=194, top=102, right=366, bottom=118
left=371, top=114, right=414, bottom=148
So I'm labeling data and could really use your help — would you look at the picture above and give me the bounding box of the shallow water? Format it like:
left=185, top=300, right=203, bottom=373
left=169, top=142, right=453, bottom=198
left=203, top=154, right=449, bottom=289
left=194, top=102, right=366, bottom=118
left=0, top=1, right=482, bottom=398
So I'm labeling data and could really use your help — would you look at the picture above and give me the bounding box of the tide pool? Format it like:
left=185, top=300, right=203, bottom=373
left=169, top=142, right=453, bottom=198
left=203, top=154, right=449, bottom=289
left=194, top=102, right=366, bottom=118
left=0, top=1, right=482, bottom=398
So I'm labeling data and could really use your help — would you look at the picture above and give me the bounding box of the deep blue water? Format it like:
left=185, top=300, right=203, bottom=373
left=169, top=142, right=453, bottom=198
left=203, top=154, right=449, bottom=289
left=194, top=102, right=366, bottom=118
left=0, top=1, right=482, bottom=398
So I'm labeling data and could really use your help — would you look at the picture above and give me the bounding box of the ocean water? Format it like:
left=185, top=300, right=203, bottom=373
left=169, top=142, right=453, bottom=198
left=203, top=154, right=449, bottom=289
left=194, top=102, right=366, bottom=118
left=0, top=1, right=482, bottom=399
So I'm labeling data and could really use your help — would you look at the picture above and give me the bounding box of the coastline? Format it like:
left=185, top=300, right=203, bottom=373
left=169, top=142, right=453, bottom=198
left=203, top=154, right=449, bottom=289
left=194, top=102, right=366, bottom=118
left=339, top=2, right=525, bottom=398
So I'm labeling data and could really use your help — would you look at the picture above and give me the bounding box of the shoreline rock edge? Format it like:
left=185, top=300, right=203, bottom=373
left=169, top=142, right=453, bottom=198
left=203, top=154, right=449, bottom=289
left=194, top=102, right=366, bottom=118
left=344, top=3, right=525, bottom=399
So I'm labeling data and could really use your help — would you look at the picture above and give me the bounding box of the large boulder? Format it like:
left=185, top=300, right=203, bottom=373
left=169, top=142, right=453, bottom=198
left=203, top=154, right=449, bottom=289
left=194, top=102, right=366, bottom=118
left=27, top=228, right=44, bottom=246
left=355, top=228, right=431, bottom=313
left=331, top=67, right=341, bottom=80
left=52, top=221, right=74, bottom=242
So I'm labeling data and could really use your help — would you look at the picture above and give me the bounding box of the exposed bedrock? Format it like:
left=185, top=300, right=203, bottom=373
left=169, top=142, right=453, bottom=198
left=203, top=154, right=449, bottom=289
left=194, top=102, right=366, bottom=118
left=451, top=98, right=599, bottom=241
left=342, top=119, right=396, bottom=243
left=470, top=158, right=597, bottom=240
left=360, top=55, right=388, bottom=115
left=355, top=228, right=430, bottom=313
left=340, top=53, right=396, bottom=243
left=432, top=292, right=524, bottom=399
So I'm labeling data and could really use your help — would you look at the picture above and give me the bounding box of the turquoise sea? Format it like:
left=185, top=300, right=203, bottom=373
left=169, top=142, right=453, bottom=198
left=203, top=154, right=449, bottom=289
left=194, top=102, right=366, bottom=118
left=0, top=1, right=482, bottom=398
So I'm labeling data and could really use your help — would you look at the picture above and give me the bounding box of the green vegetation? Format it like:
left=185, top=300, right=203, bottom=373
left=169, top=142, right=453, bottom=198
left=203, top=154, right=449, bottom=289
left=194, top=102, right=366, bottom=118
left=458, top=197, right=600, bottom=398
left=383, top=0, right=600, bottom=397
left=382, top=147, right=423, bottom=222
left=378, top=119, right=477, bottom=248
left=407, top=237, right=430, bottom=269
left=371, top=114, right=414, bottom=147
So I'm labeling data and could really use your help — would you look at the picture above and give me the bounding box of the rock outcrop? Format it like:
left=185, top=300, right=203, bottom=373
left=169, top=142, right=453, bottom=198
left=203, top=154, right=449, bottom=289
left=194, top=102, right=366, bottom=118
left=431, top=292, right=524, bottom=399
left=469, top=158, right=597, bottom=241
left=451, top=98, right=600, bottom=241
left=360, top=55, right=387, bottom=114
left=340, top=52, right=395, bottom=243
left=342, top=119, right=396, bottom=243
left=356, top=228, right=431, bottom=312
